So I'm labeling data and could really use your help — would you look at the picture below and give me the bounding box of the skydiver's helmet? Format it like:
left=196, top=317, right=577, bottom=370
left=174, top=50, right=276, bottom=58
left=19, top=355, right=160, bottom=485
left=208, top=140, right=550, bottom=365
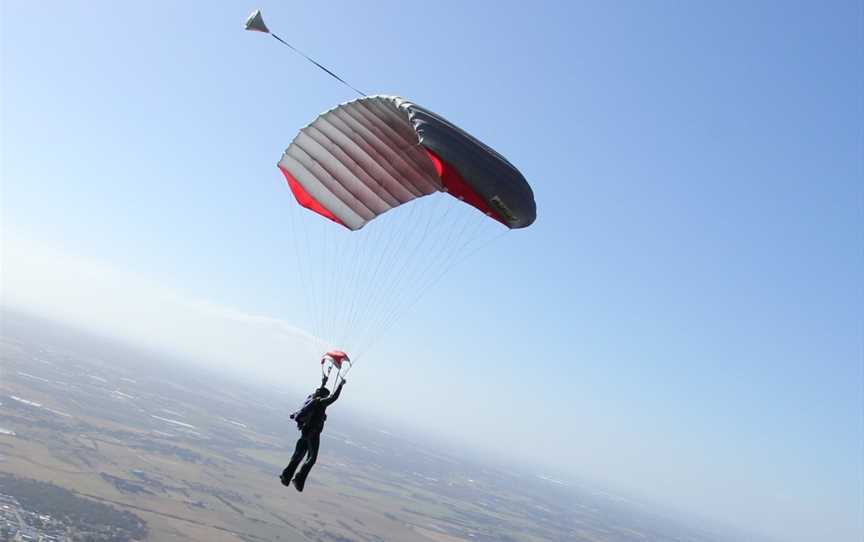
left=314, top=387, right=330, bottom=399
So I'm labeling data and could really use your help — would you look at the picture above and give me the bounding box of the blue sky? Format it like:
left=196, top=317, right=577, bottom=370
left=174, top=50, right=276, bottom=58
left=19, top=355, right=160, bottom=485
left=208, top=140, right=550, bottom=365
left=2, top=2, right=862, bottom=541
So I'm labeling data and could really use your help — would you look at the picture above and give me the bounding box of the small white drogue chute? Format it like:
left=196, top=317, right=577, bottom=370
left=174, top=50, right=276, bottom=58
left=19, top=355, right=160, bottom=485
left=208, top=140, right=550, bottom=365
left=244, top=9, right=270, bottom=34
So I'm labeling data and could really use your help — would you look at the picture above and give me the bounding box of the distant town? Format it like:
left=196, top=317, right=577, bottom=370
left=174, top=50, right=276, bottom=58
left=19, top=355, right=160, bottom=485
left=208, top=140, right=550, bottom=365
left=1, top=490, right=67, bottom=542
left=0, top=474, right=147, bottom=542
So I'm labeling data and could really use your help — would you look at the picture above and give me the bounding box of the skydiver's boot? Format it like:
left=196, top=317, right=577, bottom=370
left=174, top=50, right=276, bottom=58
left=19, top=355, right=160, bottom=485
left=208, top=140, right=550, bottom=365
left=279, top=472, right=291, bottom=487
left=292, top=476, right=306, bottom=492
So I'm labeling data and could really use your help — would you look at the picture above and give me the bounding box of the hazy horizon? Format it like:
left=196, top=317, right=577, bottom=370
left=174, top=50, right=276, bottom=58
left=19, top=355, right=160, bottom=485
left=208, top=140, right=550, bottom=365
left=2, top=2, right=862, bottom=542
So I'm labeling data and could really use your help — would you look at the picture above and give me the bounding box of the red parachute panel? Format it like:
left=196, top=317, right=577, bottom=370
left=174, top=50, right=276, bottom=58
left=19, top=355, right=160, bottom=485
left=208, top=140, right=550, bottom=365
left=423, top=149, right=507, bottom=226
left=280, top=165, right=344, bottom=227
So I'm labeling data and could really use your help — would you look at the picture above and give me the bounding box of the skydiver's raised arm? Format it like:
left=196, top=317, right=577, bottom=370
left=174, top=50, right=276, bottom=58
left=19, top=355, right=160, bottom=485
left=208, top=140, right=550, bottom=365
left=320, top=380, right=345, bottom=406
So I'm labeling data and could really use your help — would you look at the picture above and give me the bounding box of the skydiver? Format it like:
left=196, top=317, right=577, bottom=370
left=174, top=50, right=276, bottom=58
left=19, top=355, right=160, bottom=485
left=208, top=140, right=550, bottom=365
left=280, top=376, right=347, bottom=492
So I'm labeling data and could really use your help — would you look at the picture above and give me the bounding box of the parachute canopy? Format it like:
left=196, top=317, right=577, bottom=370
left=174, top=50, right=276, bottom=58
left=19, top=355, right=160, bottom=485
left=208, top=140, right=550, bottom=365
left=274, top=97, right=537, bottom=362
left=279, top=95, right=536, bottom=231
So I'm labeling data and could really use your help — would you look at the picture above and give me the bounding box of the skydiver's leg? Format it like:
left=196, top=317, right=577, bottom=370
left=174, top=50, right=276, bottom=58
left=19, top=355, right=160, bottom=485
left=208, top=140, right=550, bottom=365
left=293, top=431, right=320, bottom=490
left=281, top=436, right=308, bottom=484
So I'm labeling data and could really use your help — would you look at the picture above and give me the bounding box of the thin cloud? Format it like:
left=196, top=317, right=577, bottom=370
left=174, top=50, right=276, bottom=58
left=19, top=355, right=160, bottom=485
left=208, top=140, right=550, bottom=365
left=1, top=233, right=323, bottom=382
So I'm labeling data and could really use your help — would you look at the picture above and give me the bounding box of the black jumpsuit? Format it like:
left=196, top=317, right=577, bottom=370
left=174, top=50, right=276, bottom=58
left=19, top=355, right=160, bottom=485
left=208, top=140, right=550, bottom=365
left=282, top=383, right=343, bottom=490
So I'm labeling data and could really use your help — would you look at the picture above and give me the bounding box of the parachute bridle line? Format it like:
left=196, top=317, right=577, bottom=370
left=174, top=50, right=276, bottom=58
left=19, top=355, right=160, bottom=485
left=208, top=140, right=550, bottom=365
left=269, top=34, right=367, bottom=98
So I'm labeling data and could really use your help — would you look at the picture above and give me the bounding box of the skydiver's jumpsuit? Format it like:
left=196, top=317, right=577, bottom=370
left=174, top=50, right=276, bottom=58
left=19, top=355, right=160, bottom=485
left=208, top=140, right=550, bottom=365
left=282, top=383, right=343, bottom=489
